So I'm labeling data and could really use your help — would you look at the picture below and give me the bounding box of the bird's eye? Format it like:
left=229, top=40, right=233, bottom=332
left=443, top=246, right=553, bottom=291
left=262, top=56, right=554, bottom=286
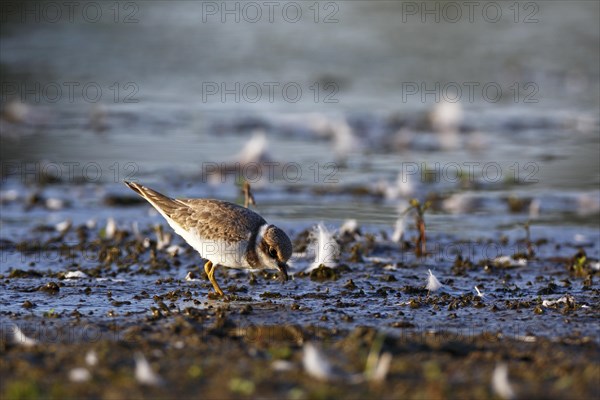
left=268, top=247, right=277, bottom=258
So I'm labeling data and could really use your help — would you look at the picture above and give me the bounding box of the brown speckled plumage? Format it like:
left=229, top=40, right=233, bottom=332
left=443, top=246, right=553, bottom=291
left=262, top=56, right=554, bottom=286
left=125, top=181, right=292, bottom=293
left=124, top=180, right=292, bottom=286
left=124, top=181, right=293, bottom=294
left=124, top=181, right=266, bottom=242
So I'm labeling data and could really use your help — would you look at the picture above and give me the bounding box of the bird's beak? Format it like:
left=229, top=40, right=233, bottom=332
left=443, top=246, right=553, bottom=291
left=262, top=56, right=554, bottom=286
left=277, top=262, right=289, bottom=283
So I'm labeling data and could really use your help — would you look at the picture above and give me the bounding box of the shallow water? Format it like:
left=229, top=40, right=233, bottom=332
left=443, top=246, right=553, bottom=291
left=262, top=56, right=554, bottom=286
left=1, top=189, right=598, bottom=343
left=1, top=1, right=599, bottom=345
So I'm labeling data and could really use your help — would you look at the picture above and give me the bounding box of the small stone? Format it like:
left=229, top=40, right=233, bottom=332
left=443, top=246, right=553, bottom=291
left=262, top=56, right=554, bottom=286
left=22, top=300, right=35, bottom=309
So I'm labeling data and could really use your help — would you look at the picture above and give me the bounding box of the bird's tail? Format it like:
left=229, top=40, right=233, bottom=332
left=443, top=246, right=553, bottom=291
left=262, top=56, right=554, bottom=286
left=123, top=181, right=182, bottom=217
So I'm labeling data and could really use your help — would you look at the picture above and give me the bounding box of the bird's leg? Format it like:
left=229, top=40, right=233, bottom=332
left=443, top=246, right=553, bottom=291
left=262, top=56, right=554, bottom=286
left=204, top=260, right=224, bottom=296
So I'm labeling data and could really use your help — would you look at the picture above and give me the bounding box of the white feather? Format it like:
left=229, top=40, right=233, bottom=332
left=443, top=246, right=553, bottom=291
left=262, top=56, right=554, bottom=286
left=132, top=221, right=142, bottom=241
left=339, top=219, right=359, bottom=236
left=69, top=368, right=91, bottom=383
left=155, top=225, right=171, bottom=250
left=371, top=352, right=392, bottom=383
left=166, top=245, right=184, bottom=257
left=426, top=269, right=442, bottom=292
left=392, top=216, right=405, bottom=243
left=185, top=271, right=200, bottom=282
left=385, top=170, right=415, bottom=200
left=306, top=223, right=339, bottom=272
left=474, top=286, right=485, bottom=298
left=134, top=352, right=163, bottom=386
left=493, top=256, right=527, bottom=268
left=302, top=343, right=335, bottom=381
left=528, top=199, right=540, bottom=219
left=492, top=363, right=515, bottom=400
left=430, top=100, right=463, bottom=134
left=105, top=217, right=117, bottom=240
left=271, top=360, right=294, bottom=372
left=234, top=130, right=270, bottom=164
left=85, top=350, right=98, bottom=367
left=45, top=198, right=64, bottom=210
left=55, top=220, right=71, bottom=233
left=9, top=325, right=37, bottom=347
left=65, top=271, right=88, bottom=279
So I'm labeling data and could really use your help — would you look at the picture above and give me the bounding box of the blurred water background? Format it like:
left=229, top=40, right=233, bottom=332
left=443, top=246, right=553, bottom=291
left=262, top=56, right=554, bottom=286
left=1, top=0, right=599, bottom=245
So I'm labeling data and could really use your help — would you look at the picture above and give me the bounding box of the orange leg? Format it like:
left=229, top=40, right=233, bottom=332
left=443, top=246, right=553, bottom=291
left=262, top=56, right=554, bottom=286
left=204, top=260, right=224, bottom=296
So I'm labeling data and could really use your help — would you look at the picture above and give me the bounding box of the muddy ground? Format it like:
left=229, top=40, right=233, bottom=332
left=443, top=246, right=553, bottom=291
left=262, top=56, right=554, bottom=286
left=1, top=209, right=598, bottom=400
left=1, top=316, right=598, bottom=400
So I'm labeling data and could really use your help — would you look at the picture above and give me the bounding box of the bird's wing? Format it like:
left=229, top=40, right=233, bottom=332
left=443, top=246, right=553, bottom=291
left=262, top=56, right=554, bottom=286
left=175, top=199, right=266, bottom=242
left=124, top=181, right=266, bottom=242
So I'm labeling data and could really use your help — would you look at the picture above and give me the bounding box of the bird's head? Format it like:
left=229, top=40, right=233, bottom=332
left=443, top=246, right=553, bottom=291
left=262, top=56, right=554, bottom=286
left=257, top=224, right=292, bottom=282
